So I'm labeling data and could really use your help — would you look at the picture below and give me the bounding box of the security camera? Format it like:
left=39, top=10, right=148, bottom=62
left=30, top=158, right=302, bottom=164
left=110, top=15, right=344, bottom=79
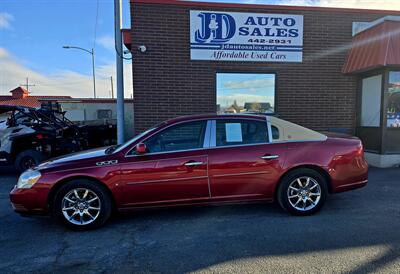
left=138, top=45, right=147, bottom=53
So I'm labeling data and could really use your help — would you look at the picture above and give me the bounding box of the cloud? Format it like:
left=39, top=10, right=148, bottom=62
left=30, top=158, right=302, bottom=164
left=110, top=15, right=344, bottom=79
left=222, top=78, right=275, bottom=91
left=0, top=47, right=133, bottom=98
left=97, top=35, right=115, bottom=51
left=0, top=48, right=9, bottom=58
left=248, top=0, right=400, bottom=10
left=0, top=12, right=13, bottom=30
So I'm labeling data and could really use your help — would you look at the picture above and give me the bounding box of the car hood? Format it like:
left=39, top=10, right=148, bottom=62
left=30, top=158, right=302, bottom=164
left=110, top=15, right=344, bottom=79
left=37, top=146, right=109, bottom=169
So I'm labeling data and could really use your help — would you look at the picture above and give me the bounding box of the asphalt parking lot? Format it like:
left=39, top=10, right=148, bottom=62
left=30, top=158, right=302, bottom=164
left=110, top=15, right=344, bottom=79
left=0, top=167, right=399, bottom=273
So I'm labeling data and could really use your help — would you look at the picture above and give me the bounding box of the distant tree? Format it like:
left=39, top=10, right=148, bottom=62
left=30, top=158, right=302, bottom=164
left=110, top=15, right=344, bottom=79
left=231, top=100, right=241, bottom=113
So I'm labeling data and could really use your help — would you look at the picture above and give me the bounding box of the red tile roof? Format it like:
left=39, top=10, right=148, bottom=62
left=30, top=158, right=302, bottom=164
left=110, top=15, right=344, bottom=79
left=9, top=86, right=29, bottom=99
left=0, top=97, right=42, bottom=108
left=343, top=20, right=400, bottom=74
left=0, top=86, right=72, bottom=108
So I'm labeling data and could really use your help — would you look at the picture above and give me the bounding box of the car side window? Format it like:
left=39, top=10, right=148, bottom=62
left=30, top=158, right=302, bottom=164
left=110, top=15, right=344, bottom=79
left=271, top=125, right=280, bottom=140
left=141, top=121, right=207, bottom=154
left=216, top=119, right=268, bottom=147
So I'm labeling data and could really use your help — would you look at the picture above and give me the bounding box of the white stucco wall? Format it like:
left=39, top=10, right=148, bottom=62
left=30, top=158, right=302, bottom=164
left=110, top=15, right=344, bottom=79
left=60, top=102, right=135, bottom=139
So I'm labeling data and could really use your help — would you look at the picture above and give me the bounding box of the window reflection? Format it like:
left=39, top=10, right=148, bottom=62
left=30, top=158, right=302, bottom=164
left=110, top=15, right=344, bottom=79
left=216, top=73, right=275, bottom=114
left=387, top=71, right=400, bottom=128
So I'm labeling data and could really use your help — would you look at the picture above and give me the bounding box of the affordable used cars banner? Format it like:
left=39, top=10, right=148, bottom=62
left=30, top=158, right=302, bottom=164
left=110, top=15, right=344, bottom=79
left=190, top=10, right=303, bottom=62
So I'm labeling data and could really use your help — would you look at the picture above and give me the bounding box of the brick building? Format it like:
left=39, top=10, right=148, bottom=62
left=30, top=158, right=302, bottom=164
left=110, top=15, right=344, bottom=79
left=124, top=0, right=400, bottom=167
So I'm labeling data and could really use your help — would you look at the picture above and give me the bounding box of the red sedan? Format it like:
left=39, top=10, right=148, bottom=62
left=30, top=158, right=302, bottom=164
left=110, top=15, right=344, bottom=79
left=10, top=114, right=368, bottom=229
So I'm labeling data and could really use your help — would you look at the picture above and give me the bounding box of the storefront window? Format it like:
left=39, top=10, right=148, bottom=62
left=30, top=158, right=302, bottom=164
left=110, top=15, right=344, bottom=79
left=387, top=71, right=400, bottom=128
left=361, top=75, right=382, bottom=127
left=216, top=73, right=275, bottom=114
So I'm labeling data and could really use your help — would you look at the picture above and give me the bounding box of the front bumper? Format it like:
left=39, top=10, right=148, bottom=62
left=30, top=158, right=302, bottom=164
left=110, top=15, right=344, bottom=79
left=9, top=185, right=49, bottom=216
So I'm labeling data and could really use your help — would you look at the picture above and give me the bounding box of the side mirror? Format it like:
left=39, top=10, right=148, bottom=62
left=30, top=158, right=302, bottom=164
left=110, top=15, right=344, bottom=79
left=135, top=143, right=147, bottom=154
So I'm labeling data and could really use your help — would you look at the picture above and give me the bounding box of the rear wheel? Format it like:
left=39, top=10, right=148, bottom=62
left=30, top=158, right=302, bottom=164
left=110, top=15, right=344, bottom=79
left=14, top=149, right=45, bottom=172
left=53, top=180, right=112, bottom=230
left=277, top=168, right=328, bottom=216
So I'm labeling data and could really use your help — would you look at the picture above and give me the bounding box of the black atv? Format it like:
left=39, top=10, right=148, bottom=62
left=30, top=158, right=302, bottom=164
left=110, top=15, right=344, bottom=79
left=0, top=104, right=115, bottom=172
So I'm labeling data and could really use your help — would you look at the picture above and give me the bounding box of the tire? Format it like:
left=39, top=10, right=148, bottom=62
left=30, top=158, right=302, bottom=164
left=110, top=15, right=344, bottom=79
left=53, top=179, right=113, bottom=230
left=14, top=149, right=46, bottom=172
left=277, top=168, right=328, bottom=216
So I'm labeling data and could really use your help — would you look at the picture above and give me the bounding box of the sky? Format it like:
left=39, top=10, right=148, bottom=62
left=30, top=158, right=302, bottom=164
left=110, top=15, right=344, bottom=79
left=0, top=0, right=399, bottom=98
left=0, top=0, right=132, bottom=98
left=217, top=73, right=275, bottom=109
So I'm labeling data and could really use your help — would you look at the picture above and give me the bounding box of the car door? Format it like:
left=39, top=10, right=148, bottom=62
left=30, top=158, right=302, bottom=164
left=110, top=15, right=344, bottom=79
left=208, top=118, right=287, bottom=200
left=119, top=120, right=211, bottom=207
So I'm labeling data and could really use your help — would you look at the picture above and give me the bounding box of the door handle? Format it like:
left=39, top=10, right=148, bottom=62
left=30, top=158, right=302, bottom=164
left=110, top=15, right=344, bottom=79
left=261, top=155, right=279, bottom=160
left=184, top=161, right=204, bottom=167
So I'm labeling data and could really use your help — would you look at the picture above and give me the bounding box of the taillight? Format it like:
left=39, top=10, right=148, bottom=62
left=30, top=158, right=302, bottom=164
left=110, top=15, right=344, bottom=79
left=36, top=134, right=48, bottom=140
left=356, top=142, right=364, bottom=157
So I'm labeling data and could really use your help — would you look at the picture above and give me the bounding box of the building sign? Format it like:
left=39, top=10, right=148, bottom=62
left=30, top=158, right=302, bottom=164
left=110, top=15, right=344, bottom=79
left=190, top=10, right=303, bottom=62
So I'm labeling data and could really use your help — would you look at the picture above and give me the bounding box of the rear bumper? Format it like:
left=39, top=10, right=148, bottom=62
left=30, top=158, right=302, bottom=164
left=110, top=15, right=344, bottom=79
left=333, top=179, right=368, bottom=193
left=9, top=185, right=49, bottom=216
left=328, top=152, right=369, bottom=193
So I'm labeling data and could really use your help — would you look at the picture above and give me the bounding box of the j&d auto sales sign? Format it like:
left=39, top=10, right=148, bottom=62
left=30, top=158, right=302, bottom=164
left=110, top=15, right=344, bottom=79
left=190, top=10, right=303, bottom=62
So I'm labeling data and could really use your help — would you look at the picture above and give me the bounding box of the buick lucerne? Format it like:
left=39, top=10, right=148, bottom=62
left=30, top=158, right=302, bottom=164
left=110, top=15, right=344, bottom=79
left=10, top=114, right=368, bottom=229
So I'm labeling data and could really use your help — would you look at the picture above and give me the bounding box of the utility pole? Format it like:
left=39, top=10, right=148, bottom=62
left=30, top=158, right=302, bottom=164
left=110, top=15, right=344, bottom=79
left=20, top=77, right=35, bottom=92
left=92, top=48, right=96, bottom=99
left=115, top=0, right=125, bottom=144
left=62, top=46, right=96, bottom=98
left=110, top=76, right=114, bottom=99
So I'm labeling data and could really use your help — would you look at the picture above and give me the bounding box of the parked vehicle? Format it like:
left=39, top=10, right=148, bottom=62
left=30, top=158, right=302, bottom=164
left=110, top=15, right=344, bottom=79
left=0, top=120, right=7, bottom=131
left=10, top=114, right=368, bottom=230
left=0, top=104, right=116, bottom=172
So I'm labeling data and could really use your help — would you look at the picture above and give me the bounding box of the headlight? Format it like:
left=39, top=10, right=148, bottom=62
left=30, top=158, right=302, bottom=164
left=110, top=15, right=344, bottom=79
left=17, top=170, right=42, bottom=189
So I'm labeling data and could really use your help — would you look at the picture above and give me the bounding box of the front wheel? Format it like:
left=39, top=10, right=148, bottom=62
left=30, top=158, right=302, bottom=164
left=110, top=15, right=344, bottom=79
left=277, top=168, right=328, bottom=216
left=14, top=149, right=45, bottom=172
left=53, top=180, right=112, bottom=230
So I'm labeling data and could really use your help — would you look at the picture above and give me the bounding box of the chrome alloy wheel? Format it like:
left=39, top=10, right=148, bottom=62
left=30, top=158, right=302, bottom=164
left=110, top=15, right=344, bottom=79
left=287, top=176, right=321, bottom=211
left=61, top=188, right=101, bottom=226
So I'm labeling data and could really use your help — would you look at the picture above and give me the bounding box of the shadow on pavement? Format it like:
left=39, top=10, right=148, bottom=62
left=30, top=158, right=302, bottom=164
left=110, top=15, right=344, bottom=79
left=0, top=166, right=18, bottom=176
left=0, top=168, right=399, bottom=273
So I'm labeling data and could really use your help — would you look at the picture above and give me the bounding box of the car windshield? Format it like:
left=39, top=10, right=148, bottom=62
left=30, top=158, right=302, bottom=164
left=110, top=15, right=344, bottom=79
left=111, top=127, right=157, bottom=154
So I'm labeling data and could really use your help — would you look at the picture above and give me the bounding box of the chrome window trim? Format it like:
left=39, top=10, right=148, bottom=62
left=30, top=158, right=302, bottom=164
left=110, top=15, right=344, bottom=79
left=123, top=154, right=208, bottom=166
left=125, top=147, right=208, bottom=158
left=210, top=120, right=216, bottom=147
left=125, top=142, right=273, bottom=158
left=266, top=115, right=273, bottom=143
left=125, top=119, right=209, bottom=157
left=207, top=142, right=269, bottom=150
left=203, top=120, right=212, bottom=148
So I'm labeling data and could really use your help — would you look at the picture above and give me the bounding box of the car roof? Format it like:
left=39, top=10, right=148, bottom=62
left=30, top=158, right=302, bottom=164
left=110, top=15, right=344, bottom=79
left=162, top=113, right=269, bottom=125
